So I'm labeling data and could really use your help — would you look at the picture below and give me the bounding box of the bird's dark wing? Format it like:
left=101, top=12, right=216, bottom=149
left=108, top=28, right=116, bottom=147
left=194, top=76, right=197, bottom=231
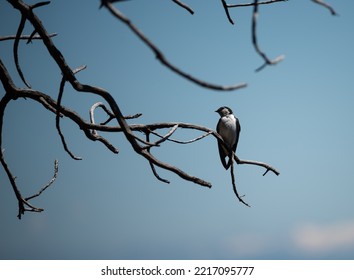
left=216, top=118, right=229, bottom=169
left=232, top=117, right=241, bottom=153
left=217, top=139, right=228, bottom=169
left=226, top=117, right=241, bottom=168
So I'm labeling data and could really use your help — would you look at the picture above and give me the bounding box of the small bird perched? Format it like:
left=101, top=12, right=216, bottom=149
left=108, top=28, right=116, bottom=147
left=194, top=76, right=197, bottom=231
left=215, top=106, right=241, bottom=170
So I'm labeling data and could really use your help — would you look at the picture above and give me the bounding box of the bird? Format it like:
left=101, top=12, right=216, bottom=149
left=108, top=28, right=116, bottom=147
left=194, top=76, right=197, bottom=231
left=215, top=106, right=241, bottom=170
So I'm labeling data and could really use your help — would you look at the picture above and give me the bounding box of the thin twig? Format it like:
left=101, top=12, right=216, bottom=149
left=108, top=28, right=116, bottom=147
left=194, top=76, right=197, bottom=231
left=230, top=159, right=251, bottom=207
left=221, top=0, right=234, bottom=25
left=172, top=0, right=194, bottom=15
left=124, top=113, right=142, bottom=120
left=26, top=160, right=59, bottom=201
left=149, top=129, right=212, bottom=145
left=72, top=65, right=87, bottom=74
left=146, top=132, right=170, bottom=184
left=251, top=0, right=284, bottom=71
left=30, top=1, right=51, bottom=10
left=228, top=0, right=287, bottom=8
left=0, top=33, right=57, bottom=42
left=234, top=154, right=280, bottom=176
left=13, top=14, right=31, bottom=88
left=149, top=124, right=179, bottom=147
left=312, top=0, right=337, bottom=16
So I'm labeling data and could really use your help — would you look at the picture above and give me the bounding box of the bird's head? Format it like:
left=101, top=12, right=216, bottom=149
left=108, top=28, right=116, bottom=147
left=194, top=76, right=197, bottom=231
left=215, top=106, right=233, bottom=117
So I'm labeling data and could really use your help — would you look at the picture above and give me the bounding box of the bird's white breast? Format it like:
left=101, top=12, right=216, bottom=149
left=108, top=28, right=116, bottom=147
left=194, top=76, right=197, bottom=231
left=219, top=114, right=237, bottom=148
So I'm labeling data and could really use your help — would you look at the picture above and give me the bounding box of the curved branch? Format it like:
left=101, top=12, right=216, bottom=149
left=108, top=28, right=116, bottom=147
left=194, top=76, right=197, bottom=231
left=312, top=0, right=337, bottom=16
left=221, top=0, right=234, bottom=25
left=234, top=155, right=280, bottom=176
left=148, top=124, right=179, bottom=147
left=89, top=102, right=153, bottom=148
left=55, top=65, right=88, bottom=160
left=90, top=101, right=142, bottom=126
left=172, top=0, right=194, bottom=15
left=56, top=76, right=82, bottom=160
left=0, top=94, right=26, bottom=218
left=230, top=160, right=250, bottom=207
left=146, top=132, right=170, bottom=184
left=251, top=0, right=284, bottom=71
left=149, top=129, right=212, bottom=145
left=13, top=14, right=31, bottom=88
left=26, top=160, right=59, bottom=201
left=0, top=60, right=59, bottom=218
left=102, top=1, right=247, bottom=91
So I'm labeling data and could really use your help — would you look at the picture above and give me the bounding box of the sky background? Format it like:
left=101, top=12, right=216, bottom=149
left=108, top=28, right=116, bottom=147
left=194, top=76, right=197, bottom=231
left=1, top=0, right=354, bottom=260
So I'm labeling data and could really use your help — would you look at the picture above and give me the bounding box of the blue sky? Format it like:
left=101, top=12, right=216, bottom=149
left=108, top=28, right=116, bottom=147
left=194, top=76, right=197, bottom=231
left=1, top=0, right=354, bottom=259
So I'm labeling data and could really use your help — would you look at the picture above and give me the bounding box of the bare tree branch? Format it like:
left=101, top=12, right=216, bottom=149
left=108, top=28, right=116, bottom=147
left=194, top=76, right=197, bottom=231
left=221, top=0, right=235, bottom=25
left=148, top=124, right=179, bottom=147
left=149, top=129, right=212, bottom=145
left=172, top=0, right=194, bottom=15
left=101, top=1, right=247, bottom=91
left=55, top=65, right=88, bottom=160
left=0, top=33, right=57, bottom=41
left=11, top=1, right=51, bottom=88
left=230, top=160, right=251, bottom=207
left=146, top=132, right=171, bottom=184
left=55, top=65, right=87, bottom=160
left=251, top=0, right=285, bottom=71
left=227, top=0, right=287, bottom=8
left=56, top=75, right=82, bottom=160
left=13, top=14, right=31, bottom=88
left=90, top=101, right=142, bottom=126
left=30, top=1, right=50, bottom=10
left=0, top=59, right=58, bottom=218
left=312, top=0, right=337, bottom=16
left=1, top=0, right=336, bottom=218
left=219, top=1, right=287, bottom=70
left=234, top=155, right=280, bottom=176
left=26, top=160, right=59, bottom=201
left=89, top=102, right=155, bottom=149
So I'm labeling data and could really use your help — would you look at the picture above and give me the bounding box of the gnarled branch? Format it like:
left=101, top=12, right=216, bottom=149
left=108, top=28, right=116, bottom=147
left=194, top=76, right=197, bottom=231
left=1, top=0, right=336, bottom=218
